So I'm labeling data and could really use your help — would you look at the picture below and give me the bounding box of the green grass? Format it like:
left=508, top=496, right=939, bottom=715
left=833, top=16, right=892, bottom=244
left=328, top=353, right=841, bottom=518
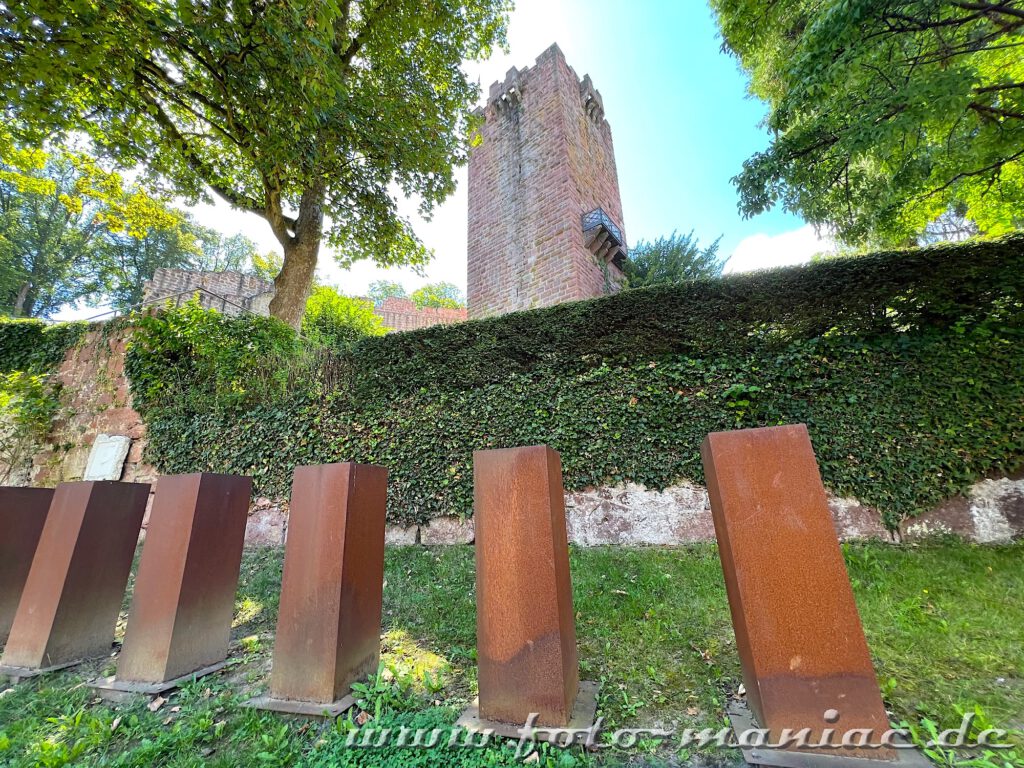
left=0, top=541, right=1021, bottom=767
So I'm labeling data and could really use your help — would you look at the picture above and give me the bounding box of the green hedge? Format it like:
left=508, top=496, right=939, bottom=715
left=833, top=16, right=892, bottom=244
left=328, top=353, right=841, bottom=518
left=0, top=318, right=87, bottom=374
left=116, top=236, right=1024, bottom=528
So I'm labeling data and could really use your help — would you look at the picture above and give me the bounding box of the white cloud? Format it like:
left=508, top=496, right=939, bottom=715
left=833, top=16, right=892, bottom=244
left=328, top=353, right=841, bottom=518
left=724, top=224, right=834, bottom=274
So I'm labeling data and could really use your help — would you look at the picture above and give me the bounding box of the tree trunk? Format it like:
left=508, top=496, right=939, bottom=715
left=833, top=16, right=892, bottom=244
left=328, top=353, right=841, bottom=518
left=265, top=183, right=325, bottom=329
left=13, top=282, right=31, bottom=317
left=269, top=239, right=319, bottom=329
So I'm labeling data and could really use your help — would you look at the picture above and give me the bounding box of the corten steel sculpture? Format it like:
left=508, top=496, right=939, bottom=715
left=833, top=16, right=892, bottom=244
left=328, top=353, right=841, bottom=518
left=458, top=445, right=598, bottom=740
left=0, top=481, right=150, bottom=680
left=245, top=462, right=388, bottom=717
left=701, top=425, right=912, bottom=767
left=0, top=487, right=54, bottom=645
left=91, top=474, right=252, bottom=697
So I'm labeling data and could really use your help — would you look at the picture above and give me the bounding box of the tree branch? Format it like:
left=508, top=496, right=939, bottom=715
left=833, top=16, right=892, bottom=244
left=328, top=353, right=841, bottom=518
left=950, top=1, right=1024, bottom=22
left=133, top=77, right=265, bottom=217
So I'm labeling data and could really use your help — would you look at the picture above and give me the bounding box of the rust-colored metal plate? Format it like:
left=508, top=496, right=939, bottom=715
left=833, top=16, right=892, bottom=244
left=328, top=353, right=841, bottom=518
left=269, top=463, right=388, bottom=704
left=0, top=487, right=53, bottom=645
left=701, top=425, right=894, bottom=758
left=116, top=473, right=252, bottom=684
left=1, top=481, right=150, bottom=670
left=473, top=445, right=579, bottom=726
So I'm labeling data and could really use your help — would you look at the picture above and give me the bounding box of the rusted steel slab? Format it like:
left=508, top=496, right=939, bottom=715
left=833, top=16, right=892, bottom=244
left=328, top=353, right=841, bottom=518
left=115, top=473, right=252, bottom=684
left=0, top=481, right=150, bottom=671
left=0, top=487, right=53, bottom=645
left=473, top=445, right=580, bottom=727
left=266, top=462, right=388, bottom=706
left=701, top=425, right=894, bottom=759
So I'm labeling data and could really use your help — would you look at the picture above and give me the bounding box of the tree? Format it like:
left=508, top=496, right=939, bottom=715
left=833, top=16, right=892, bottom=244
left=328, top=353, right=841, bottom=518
left=2, top=1, right=509, bottom=327
left=712, top=0, right=1024, bottom=246
left=367, top=280, right=408, bottom=306
left=410, top=281, right=465, bottom=309
left=302, top=285, right=385, bottom=350
left=96, top=222, right=198, bottom=312
left=250, top=251, right=283, bottom=283
left=193, top=229, right=260, bottom=273
left=0, top=137, right=178, bottom=317
left=624, top=231, right=725, bottom=287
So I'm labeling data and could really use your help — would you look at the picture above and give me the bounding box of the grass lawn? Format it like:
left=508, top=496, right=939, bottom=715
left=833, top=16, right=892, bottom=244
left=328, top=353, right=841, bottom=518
left=0, top=540, right=1021, bottom=767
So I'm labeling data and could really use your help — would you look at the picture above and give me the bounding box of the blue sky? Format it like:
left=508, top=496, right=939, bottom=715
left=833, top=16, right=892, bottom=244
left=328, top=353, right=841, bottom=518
left=578, top=0, right=802, bottom=256
left=59, top=0, right=831, bottom=320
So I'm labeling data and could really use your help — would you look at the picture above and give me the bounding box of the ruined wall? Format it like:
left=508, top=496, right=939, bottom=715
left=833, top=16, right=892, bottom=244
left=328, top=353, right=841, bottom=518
left=31, top=328, right=154, bottom=489
left=143, top=268, right=275, bottom=316
left=467, top=43, right=627, bottom=320
left=368, top=297, right=467, bottom=332
left=25, top=328, right=289, bottom=544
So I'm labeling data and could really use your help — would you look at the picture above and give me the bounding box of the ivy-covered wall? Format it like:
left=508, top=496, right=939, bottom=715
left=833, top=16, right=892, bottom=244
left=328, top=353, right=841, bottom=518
left=0, top=317, right=156, bottom=487
left=0, top=318, right=87, bottom=483
left=108, top=236, right=1024, bottom=530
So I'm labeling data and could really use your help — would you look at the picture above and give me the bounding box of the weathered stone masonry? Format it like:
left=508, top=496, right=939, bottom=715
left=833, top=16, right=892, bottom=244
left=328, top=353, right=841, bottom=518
left=144, top=268, right=276, bottom=316
left=467, top=44, right=628, bottom=320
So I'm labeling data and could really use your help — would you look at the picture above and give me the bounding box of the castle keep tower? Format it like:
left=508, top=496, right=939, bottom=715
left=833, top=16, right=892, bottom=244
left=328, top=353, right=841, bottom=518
left=467, top=44, right=627, bottom=319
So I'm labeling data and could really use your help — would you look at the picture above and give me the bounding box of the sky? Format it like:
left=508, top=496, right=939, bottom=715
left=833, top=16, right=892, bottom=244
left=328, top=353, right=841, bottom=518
left=59, top=0, right=831, bottom=320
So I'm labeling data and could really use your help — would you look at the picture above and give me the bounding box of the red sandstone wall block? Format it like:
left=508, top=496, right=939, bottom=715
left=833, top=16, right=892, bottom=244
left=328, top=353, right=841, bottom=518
left=467, top=44, right=626, bottom=320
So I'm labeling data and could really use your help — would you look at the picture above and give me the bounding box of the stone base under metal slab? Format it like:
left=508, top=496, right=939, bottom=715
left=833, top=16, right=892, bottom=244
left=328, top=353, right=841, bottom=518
left=90, top=660, right=229, bottom=702
left=242, top=691, right=357, bottom=719
left=0, top=659, right=83, bottom=684
left=457, top=681, right=600, bottom=744
left=727, top=702, right=934, bottom=768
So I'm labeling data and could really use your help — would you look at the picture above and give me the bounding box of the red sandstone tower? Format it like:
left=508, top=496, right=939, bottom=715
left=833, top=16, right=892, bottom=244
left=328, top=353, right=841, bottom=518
left=467, top=44, right=627, bottom=319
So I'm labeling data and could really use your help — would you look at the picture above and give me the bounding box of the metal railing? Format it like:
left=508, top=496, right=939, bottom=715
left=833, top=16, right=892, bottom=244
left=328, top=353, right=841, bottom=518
left=582, top=207, right=624, bottom=248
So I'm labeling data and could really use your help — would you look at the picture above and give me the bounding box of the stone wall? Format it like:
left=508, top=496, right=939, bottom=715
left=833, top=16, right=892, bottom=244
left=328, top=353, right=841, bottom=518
left=241, top=473, right=1024, bottom=548
left=143, top=268, right=275, bottom=316
left=31, top=327, right=154, bottom=489
left=20, top=324, right=1024, bottom=548
left=20, top=328, right=277, bottom=545
left=467, top=43, right=627, bottom=320
left=367, top=297, right=467, bottom=332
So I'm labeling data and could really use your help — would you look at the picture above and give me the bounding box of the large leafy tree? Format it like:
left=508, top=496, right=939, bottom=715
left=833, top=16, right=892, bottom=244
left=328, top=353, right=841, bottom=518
left=193, top=229, right=261, bottom=273
left=366, top=279, right=408, bottom=306
left=1, top=1, right=509, bottom=327
left=712, top=0, right=1024, bottom=245
left=410, top=281, right=464, bottom=309
left=0, top=138, right=178, bottom=317
left=624, top=231, right=725, bottom=287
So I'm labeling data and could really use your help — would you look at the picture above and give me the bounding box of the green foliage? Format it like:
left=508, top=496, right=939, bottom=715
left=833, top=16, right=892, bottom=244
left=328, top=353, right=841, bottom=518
left=0, top=317, right=82, bottom=482
left=410, top=281, right=465, bottom=309
left=0, top=370, right=60, bottom=483
left=624, top=230, right=725, bottom=287
left=125, top=298, right=300, bottom=412
left=1, top=0, right=510, bottom=324
left=302, top=286, right=386, bottom=351
left=0, top=137, right=180, bottom=317
left=0, top=317, right=86, bottom=374
left=712, top=0, right=1024, bottom=246
left=97, top=221, right=199, bottom=312
left=193, top=229, right=262, bottom=274
left=125, top=236, right=1024, bottom=529
left=250, top=251, right=283, bottom=283
left=0, top=542, right=1021, bottom=765
left=367, top=280, right=409, bottom=306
